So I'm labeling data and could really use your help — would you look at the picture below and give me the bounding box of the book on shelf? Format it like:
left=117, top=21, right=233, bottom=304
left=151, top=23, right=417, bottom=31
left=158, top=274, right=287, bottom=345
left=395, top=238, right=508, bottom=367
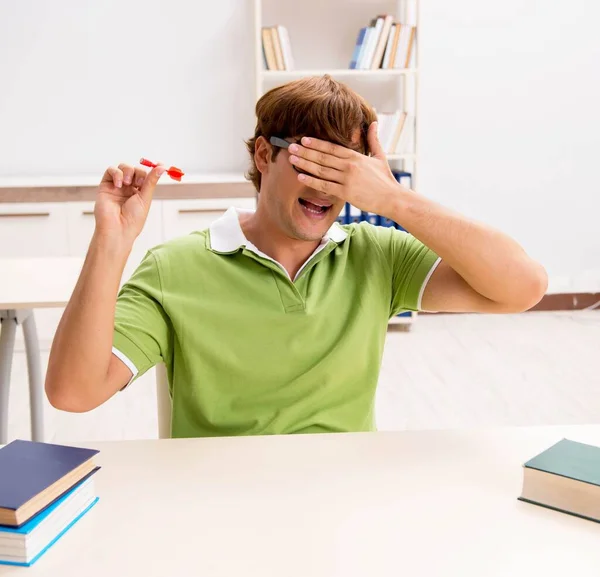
left=336, top=197, right=409, bottom=229
left=519, top=438, right=600, bottom=524
left=371, top=15, right=394, bottom=69
left=381, top=23, right=397, bottom=69
left=0, top=439, right=100, bottom=566
left=349, top=14, right=415, bottom=70
left=349, top=27, right=367, bottom=70
left=392, top=170, right=412, bottom=189
left=376, top=110, right=415, bottom=155
left=262, top=25, right=294, bottom=71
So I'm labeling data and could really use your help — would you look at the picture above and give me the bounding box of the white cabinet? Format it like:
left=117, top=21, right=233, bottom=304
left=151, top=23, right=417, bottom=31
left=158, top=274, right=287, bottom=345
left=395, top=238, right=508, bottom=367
left=1, top=198, right=257, bottom=261
left=0, top=203, right=71, bottom=342
left=0, top=203, right=69, bottom=257
left=66, top=201, right=164, bottom=282
left=0, top=197, right=256, bottom=343
left=162, top=197, right=256, bottom=242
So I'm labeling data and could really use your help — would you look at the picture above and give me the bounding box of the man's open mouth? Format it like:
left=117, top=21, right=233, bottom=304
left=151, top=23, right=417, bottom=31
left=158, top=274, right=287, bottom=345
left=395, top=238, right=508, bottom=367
left=298, top=198, right=332, bottom=215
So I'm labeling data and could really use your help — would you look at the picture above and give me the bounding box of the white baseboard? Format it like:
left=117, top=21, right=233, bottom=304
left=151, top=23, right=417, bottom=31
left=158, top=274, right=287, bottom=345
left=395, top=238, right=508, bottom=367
left=547, top=271, right=600, bottom=295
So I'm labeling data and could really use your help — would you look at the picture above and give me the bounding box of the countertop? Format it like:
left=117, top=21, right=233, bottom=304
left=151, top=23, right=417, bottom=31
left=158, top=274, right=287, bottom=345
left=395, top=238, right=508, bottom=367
left=0, top=173, right=255, bottom=202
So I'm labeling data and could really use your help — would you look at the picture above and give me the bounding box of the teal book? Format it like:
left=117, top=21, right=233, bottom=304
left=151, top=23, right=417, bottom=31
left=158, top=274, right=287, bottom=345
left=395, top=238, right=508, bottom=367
left=0, top=476, right=98, bottom=566
left=518, top=438, right=600, bottom=523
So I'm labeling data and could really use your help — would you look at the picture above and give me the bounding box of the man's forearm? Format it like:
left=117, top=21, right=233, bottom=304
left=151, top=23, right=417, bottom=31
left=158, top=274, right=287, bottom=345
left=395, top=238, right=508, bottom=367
left=45, top=232, right=131, bottom=408
left=390, top=187, right=547, bottom=306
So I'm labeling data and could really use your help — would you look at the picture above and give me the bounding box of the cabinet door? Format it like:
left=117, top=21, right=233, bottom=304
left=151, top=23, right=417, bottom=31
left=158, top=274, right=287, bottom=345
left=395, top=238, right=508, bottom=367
left=66, top=201, right=164, bottom=282
left=162, top=197, right=256, bottom=242
left=0, top=203, right=69, bottom=257
left=0, top=203, right=71, bottom=343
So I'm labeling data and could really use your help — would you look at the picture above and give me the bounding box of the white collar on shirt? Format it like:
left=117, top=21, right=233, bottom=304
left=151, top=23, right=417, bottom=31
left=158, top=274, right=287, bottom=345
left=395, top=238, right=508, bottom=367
left=208, top=207, right=348, bottom=254
left=208, top=207, right=349, bottom=281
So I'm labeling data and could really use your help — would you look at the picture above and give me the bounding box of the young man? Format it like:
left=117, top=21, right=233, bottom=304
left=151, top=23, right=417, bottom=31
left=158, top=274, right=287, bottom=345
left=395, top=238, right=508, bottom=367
left=45, top=75, right=547, bottom=437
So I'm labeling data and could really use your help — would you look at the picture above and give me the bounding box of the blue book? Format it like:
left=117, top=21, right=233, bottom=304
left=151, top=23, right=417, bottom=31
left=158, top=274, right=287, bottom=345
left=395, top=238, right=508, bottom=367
left=392, top=171, right=412, bottom=229
left=392, top=170, right=412, bottom=189
left=0, top=477, right=99, bottom=566
left=0, top=439, right=99, bottom=528
left=336, top=202, right=352, bottom=225
left=356, top=26, right=373, bottom=69
left=349, top=27, right=367, bottom=69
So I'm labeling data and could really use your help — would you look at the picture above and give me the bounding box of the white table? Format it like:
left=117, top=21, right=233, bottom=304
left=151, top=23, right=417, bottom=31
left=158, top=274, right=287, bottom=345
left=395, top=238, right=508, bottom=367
left=3, top=426, right=600, bottom=576
left=0, top=257, right=83, bottom=443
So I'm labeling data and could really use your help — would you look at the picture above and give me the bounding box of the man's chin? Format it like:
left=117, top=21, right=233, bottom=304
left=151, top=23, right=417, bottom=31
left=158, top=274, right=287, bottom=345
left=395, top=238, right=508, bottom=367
left=289, top=222, right=332, bottom=242
left=290, top=212, right=337, bottom=241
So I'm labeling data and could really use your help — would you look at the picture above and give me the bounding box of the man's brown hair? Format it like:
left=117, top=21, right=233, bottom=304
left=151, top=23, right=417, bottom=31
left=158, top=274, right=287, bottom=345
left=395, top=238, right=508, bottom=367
left=245, top=75, right=377, bottom=192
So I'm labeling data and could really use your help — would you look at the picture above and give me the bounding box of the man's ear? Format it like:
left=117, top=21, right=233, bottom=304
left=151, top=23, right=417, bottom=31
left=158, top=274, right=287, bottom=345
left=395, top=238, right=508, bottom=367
left=254, top=136, right=272, bottom=175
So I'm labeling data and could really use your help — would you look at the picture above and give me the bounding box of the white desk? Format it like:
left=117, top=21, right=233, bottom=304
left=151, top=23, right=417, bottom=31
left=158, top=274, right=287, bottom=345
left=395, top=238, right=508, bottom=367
left=3, top=426, right=600, bottom=576
left=0, top=257, right=83, bottom=443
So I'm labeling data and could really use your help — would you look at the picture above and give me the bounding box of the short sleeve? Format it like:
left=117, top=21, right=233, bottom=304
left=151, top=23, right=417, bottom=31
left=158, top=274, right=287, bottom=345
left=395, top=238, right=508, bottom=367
left=374, top=226, right=441, bottom=316
left=112, top=250, right=172, bottom=382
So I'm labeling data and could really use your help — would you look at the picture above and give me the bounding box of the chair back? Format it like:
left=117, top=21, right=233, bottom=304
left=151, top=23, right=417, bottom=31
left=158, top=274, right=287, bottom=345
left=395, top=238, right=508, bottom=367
left=155, top=363, right=171, bottom=439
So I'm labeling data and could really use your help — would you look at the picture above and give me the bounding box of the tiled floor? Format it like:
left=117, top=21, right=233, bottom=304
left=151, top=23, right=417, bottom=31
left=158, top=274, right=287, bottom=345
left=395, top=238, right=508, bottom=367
left=4, top=311, right=599, bottom=443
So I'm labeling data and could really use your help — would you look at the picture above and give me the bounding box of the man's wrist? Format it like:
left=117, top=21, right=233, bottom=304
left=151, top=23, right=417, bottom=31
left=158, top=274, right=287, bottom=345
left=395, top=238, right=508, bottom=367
left=384, top=182, right=414, bottom=224
left=90, top=229, right=134, bottom=263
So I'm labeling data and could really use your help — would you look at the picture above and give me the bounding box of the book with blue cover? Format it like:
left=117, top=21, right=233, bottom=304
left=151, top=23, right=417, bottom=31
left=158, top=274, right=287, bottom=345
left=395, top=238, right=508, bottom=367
left=349, top=27, right=367, bottom=69
left=0, top=439, right=99, bottom=527
left=0, top=477, right=99, bottom=566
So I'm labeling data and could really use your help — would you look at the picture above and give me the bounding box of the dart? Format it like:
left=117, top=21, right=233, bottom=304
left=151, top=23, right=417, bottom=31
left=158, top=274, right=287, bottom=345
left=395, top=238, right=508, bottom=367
left=139, top=158, right=185, bottom=181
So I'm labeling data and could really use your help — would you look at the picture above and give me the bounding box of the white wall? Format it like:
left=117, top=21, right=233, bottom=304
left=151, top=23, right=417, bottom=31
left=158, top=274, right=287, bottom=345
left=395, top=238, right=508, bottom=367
left=1, top=0, right=599, bottom=292
left=418, top=0, right=600, bottom=293
left=0, top=0, right=256, bottom=177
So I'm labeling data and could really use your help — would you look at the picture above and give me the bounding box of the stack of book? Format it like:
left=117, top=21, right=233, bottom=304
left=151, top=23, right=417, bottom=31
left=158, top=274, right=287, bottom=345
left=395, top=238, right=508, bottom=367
left=0, top=439, right=100, bottom=567
left=261, top=25, right=295, bottom=71
left=376, top=110, right=415, bottom=155
left=349, top=15, right=416, bottom=70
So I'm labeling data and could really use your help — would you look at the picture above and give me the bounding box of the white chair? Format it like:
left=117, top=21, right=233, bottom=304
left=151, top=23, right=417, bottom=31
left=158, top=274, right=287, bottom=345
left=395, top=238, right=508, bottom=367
left=155, top=364, right=171, bottom=439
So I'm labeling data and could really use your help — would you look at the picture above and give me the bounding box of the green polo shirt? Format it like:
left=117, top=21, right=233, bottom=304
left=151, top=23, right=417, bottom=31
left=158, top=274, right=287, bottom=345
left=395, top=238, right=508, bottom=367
left=112, top=208, right=440, bottom=438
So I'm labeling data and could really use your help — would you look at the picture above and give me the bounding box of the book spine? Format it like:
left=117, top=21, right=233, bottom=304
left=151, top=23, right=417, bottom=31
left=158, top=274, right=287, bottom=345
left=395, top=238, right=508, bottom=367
left=356, top=26, right=373, bottom=69
left=270, top=27, right=285, bottom=70
left=371, top=15, right=393, bottom=69
left=395, top=114, right=414, bottom=154
left=349, top=27, right=367, bottom=69
left=392, top=170, right=413, bottom=189
left=404, top=27, right=416, bottom=68
left=385, top=110, right=401, bottom=153
left=381, top=24, right=396, bottom=69
left=389, top=23, right=401, bottom=68
left=277, top=25, right=294, bottom=70
left=389, top=111, right=407, bottom=152
left=393, top=25, right=406, bottom=69
left=377, top=112, right=392, bottom=153
left=363, top=17, right=384, bottom=69
left=261, top=28, right=277, bottom=71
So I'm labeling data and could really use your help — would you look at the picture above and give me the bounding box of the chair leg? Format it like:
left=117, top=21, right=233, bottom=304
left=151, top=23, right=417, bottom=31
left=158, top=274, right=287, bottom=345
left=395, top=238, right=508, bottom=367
left=22, top=311, right=44, bottom=442
left=0, top=313, right=17, bottom=445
